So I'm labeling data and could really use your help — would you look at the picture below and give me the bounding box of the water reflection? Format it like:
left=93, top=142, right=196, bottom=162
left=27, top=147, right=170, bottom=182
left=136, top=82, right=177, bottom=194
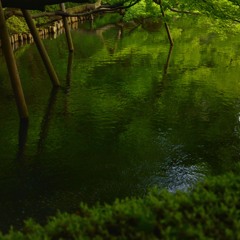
left=66, top=52, right=74, bottom=88
left=163, top=45, right=173, bottom=74
left=145, top=129, right=207, bottom=192
left=37, top=88, right=59, bottom=154
left=17, top=119, right=29, bottom=160
left=154, top=164, right=205, bottom=192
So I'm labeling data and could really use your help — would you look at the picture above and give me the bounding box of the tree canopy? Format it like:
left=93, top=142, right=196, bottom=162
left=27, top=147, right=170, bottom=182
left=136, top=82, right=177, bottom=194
left=120, top=0, right=240, bottom=34
left=122, top=0, right=240, bottom=22
left=164, top=0, right=240, bottom=22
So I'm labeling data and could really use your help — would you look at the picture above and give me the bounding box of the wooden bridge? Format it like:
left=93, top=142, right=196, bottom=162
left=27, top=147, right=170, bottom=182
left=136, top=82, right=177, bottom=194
left=0, top=0, right=84, bottom=120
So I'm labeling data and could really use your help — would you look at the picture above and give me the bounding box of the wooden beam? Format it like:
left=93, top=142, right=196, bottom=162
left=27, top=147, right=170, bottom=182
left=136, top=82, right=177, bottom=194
left=21, top=9, right=60, bottom=87
left=0, top=0, right=29, bottom=119
left=159, top=0, right=174, bottom=46
left=60, top=3, right=74, bottom=52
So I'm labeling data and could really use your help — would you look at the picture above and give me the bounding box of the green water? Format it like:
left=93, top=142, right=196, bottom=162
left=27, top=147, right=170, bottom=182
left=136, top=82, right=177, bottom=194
left=0, top=18, right=240, bottom=231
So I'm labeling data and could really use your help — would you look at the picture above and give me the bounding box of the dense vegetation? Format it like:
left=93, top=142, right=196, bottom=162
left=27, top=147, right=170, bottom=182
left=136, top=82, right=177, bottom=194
left=4, top=0, right=240, bottom=34
left=5, top=3, right=80, bottom=33
left=122, top=0, right=240, bottom=34
left=1, top=171, right=240, bottom=239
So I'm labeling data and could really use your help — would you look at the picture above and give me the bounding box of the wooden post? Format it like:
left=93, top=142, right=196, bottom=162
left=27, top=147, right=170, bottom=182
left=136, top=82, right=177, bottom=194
left=21, top=9, right=60, bottom=87
left=60, top=3, right=74, bottom=52
left=0, top=1, right=29, bottom=119
left=159, top=0, right=174, bottom=46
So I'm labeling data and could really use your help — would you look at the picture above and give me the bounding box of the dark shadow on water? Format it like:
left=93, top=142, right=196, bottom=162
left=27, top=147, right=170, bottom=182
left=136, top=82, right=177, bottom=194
left=37, top=88, right=59, bottom=154
left=155, top=44, right=173, bottom=98
left=17, top=118, right=29, bottom=160
left=164, top=45, right=173, bottom=75
left=8, top=89, right=60, bottom=234
left=66, top=52, right=74, bottom=90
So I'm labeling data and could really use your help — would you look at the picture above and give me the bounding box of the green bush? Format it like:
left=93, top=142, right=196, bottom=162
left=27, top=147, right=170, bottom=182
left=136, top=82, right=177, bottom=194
left=1, top=172, right=240, bottom=239
left=6, top=15, right=28, bottom=34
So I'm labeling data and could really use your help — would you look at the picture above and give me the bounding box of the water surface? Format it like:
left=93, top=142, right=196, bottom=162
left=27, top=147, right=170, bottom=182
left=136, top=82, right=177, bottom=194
left=0, top=18, right=240, bottom=231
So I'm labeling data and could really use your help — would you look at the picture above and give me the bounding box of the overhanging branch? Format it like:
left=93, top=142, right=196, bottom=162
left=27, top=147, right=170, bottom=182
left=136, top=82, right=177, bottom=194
left=169, top=7, right=200, bottom=15
left=4, top=0, right=140, bottom=20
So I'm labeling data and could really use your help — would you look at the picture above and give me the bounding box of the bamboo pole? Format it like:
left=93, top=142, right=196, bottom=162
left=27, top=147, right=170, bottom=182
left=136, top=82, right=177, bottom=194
left=159, top=0, right=174, bottom=46
left=21, top=9, right=60, bottom=87
left=60, top=3, right=74, bottom=52
left=0, top=0, right=29, bottom=119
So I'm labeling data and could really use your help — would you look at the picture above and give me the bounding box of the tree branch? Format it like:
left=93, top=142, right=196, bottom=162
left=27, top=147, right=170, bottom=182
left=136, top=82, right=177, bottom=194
left=4, top=0, right=140, bottom=21
left=169, top=7, right=200, bottom=15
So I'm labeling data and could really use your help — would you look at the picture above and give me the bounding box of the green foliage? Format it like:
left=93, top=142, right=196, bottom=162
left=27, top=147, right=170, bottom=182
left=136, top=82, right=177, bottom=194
left=1, top=172, right=240, bottom=239
left=91, top=13, right=122, bottom=28
left=123, top=0, right=161, bottom=22
left=6, top=15, right=28, bottom=34
left=164, top=0, right=240, bottom=32
left=122, top=0, right=240, bottom=33
left=34, top=3, right=80, bottom=26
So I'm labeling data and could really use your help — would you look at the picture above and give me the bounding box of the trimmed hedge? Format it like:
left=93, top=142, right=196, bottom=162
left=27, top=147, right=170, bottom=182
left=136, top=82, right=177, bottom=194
left=1, top=172, right=240, bottom=239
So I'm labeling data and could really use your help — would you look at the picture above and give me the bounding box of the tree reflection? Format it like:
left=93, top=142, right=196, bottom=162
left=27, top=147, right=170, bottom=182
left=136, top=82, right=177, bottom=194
left=37, top=88, right=59, bottom=154
left=17, top=118, right=29, bottom=160
left=66, top=52, right=74, bottom=89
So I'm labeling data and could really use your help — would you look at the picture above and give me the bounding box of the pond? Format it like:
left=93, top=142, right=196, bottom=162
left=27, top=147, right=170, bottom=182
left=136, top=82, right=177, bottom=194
left=0, top=16, right=240, bottom=232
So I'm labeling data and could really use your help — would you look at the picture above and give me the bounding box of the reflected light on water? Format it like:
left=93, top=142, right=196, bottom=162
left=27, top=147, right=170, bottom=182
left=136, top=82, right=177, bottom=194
left=151, top=164, right=206, bottom=193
